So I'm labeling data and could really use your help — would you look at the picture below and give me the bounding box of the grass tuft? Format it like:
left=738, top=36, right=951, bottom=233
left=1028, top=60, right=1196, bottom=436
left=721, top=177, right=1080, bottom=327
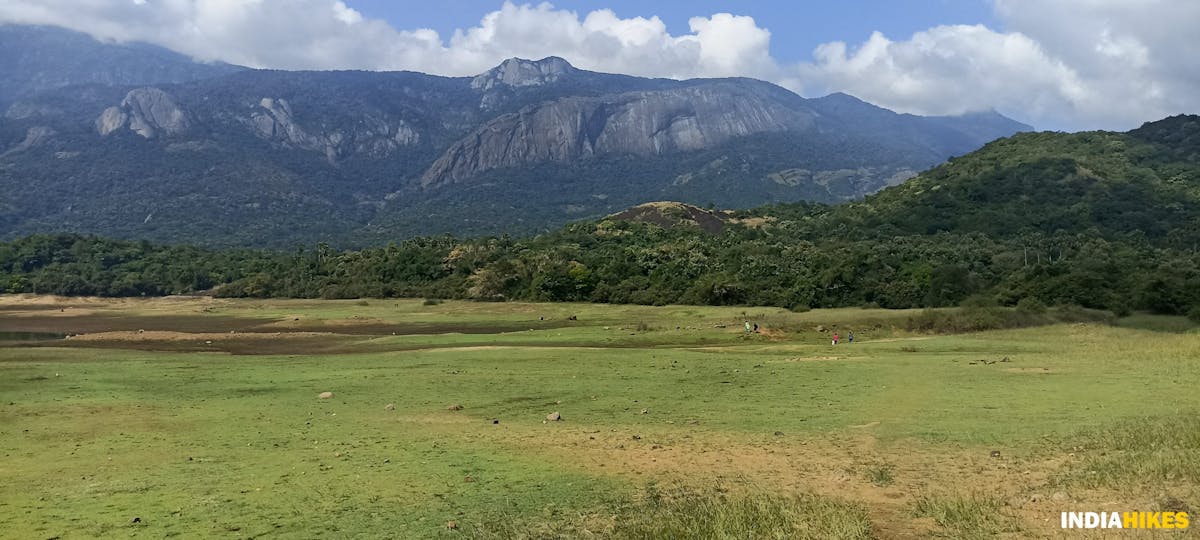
left=469, top=483, right=874, bottom=540
left=912, top=494, right=1018, bottom=539
left=865, top=463, right=895, bottom=487
left=1054, top=415, right=1200, bottom=490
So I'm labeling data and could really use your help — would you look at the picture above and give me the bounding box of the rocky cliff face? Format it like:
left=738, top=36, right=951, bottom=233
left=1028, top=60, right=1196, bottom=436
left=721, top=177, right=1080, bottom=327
left=95, top=87, right=191, bottom=138
left=250, top=97, right=420, bottom=162
left=423, top=82, right=815, bottom=186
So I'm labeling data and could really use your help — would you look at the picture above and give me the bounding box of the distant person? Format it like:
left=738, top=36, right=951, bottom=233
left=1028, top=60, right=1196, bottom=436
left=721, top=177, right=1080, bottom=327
left=848, top=331, right=854, bottom=343
left=744, top=321, right=752, bottom=334
left=832, top=332, right=840, bottom=346
left=753, top=322, right=759, bottom=333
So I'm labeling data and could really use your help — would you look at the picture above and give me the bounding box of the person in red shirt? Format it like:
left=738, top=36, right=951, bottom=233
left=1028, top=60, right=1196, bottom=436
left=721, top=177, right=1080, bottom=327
left=832, top=332, right=840, bottom=346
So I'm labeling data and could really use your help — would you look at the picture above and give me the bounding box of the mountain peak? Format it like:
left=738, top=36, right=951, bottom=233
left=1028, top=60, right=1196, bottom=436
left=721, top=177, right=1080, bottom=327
left=470, top=56, right=575, bottom=91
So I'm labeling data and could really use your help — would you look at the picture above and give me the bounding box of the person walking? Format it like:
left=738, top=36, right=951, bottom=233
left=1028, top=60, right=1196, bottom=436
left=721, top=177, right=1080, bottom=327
left=832, top=332, right=840, bottom=346
left=848, top=331, right=854, bottom=343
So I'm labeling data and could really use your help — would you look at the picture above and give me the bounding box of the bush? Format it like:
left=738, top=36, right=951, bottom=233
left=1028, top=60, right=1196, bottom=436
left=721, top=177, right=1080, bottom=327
left=1188, top=305, right=1200, bottom=323
left=1015, top=297, right=1047, bottom=315
left=422, top=298, right=442, bottom=306
left=907, top=304, right=1115, bottom=334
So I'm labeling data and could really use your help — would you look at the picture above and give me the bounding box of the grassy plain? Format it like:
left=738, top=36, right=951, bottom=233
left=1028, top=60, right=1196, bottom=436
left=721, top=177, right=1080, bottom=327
left=1, top=295, right=1197, bottom=539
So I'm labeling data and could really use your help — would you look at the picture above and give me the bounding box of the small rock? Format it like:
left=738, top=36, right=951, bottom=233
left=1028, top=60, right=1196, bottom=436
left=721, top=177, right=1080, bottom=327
left=989, top=450, right=1001, bottom=458
left=132, top=517, right=141, bottom=523
left=447, top=404, right=463, bottom=411
left=384, top=403, right=395, bottom=411
left=632, top=434, right=642, bottom=440
left=640, top=408, right=649, bottom=415
left=491, top=419, right=499, bottom=424
left=318, top=391, right=334, bottom=399
left=464, top=475, right=475, bottom=483
left=1051, top=492, right=1069, bottom=502
left=1028, top=493, right=1045, bottom=503
left=774, top=431, right=784, bottom=436
left=447, top=520, right=457, bottom=530
left=546, top=411, right=561, bottom=421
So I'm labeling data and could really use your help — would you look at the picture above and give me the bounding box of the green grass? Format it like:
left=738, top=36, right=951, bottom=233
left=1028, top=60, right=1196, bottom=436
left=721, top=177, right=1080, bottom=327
left=1053, top=415, right=1200, bottom=505
left=465, top=483, right=873, bottom=540
left=1, top=297, right=1199, bottom=538
left=1114, top=312, right=1200, bottom=333
left=608, top=484, right=873, bottom=540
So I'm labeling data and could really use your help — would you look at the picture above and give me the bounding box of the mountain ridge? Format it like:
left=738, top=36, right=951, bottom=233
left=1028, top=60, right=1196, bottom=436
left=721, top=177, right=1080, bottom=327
left=0, top=25, right=1031, bottom=247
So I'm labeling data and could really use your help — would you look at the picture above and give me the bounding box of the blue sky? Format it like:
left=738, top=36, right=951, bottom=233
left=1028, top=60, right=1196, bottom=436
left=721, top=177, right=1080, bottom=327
left=347, top=0, right=998, bottom=64
left=1, top=0, right=1196, bottom=131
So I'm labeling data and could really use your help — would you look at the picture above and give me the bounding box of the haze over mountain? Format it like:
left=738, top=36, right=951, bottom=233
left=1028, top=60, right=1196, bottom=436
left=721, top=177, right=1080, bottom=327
left=0, top=24, right=1030, bottom=247
left=0, top=25, right=242, bottom=107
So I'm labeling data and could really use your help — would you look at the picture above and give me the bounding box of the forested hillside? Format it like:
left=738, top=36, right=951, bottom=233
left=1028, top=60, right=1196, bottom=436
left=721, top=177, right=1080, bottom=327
left=2, top=116, right=1197, bottom=317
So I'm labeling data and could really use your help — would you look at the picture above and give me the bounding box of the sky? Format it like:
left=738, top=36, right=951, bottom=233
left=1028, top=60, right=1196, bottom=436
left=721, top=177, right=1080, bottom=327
left=0, top=0, right=1196, bottom=131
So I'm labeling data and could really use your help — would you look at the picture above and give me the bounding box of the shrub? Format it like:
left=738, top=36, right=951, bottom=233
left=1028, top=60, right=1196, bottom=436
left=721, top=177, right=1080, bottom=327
left=907, top=304, right=1114, bottom=334
left=1015, top=297, right=1047, bottom=315
left=422, top=298, right=442, bottom=306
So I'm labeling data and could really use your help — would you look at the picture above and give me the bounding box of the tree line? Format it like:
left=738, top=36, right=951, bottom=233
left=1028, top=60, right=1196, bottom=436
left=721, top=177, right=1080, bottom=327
left=1, top=224, right=1196, bottom=321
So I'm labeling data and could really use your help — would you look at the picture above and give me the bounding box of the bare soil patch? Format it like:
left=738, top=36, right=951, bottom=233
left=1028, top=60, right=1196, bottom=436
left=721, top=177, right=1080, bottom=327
left=267, top=319, right=580, bottom=336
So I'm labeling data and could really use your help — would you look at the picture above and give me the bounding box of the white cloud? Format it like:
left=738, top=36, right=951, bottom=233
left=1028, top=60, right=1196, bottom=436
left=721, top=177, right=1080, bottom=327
left=795, top=25, right=1090, bottom=128
left=795, top=1, right=1200, bottom=130
left=0, top=0, right=777, bottom=79
left=0, top=0, right=1195, bottom=130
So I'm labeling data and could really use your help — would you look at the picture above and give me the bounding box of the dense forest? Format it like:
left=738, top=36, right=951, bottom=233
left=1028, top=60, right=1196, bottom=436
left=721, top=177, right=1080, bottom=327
left=1, top=116, right=1198, bottom=319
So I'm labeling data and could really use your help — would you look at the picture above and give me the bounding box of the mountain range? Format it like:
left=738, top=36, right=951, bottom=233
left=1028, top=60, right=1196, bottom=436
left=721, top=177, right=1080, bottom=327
left=0, top=24, right=1031, bottom=247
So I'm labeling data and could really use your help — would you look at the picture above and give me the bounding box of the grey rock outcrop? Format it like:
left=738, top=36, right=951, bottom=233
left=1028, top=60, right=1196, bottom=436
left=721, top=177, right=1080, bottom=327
left=250, top=97, right=419, bottom=162
left=470, top=57, right=574, bottom=91
left=0, top=125, right=56, bottom=157
left=95, top=106, right=128, bottom=136
left=95, top=87, right=191, bottom=138
left=423, top=82, right=813, bottom=186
